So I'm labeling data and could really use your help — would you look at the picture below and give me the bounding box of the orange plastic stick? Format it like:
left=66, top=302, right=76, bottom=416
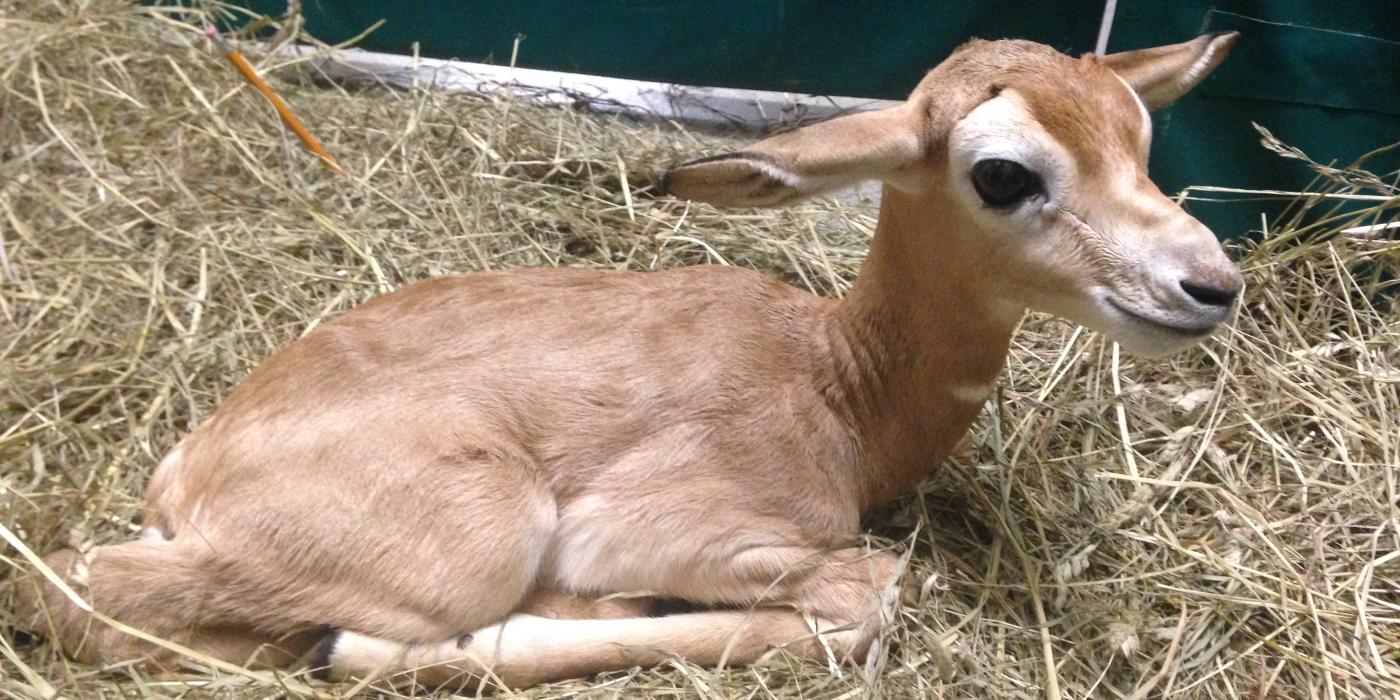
left=206, top=27, right=343, bottom=174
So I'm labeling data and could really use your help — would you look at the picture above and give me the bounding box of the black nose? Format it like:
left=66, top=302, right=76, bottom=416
left=1180, top=279, right=1240, bottom=307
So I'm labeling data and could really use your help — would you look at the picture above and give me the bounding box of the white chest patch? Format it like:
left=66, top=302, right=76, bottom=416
left=544, top=494, right=659, bottom=593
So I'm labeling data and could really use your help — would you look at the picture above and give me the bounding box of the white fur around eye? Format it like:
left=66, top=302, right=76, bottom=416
left=946, top=91, right=1073, bottom=225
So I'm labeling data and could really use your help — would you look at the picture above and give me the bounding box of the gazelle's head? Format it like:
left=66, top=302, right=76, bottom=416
left=665, top=34, right=1243, bottom=357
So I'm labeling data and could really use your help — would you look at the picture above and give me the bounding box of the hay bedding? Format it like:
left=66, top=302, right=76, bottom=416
left=1, top=1, right=1397, bottom=697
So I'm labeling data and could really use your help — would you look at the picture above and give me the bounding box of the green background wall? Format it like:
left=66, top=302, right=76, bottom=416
left=228, top=1, right=1400, bottom=237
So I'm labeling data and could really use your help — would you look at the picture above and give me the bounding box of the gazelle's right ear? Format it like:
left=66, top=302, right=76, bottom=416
left=663, top=104, right=923, bottom=208
left=1102, top=32, right=1239, bottom=110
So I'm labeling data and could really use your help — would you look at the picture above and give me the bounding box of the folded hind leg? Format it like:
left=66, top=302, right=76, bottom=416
left=18, top=439, right=556, bottom=673
left=13, top=541, right=324, bottom=669
left=16, top=543, right=182, bottom=665
left=17, top=548, right=325, bottom=674
left=187, top=626, right=328, bottom=669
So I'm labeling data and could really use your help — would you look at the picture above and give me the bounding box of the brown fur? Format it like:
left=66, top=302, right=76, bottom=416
left=17, top=35, right=1240, bottom=688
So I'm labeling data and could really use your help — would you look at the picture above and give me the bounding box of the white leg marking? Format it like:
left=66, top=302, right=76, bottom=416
left=327, top=631, right=410, bottom=679
left=948, top=382, right=996, bottom=403
left=70, top=549, right=95, bottom=588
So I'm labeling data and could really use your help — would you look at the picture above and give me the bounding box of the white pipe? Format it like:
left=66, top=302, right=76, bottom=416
left=1095, top=0, right=1119, bottom=55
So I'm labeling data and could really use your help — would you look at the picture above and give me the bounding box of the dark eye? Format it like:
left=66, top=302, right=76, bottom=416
left=970, top=159, right=1042, bottom=208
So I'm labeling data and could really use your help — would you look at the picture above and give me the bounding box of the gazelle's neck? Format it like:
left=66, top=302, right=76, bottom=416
left=828, top=185, right=1021, bottom=509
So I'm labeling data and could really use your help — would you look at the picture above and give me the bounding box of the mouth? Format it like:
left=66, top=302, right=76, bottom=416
left=1105, top=297, right=1217, bottom=338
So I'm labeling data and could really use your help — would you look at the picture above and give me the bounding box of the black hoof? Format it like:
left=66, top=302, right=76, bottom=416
left=11, top=629, right=38, bottom=648
left=647, top=597, right=704, bottom=617
left=309, top=628, right=341, bottom=680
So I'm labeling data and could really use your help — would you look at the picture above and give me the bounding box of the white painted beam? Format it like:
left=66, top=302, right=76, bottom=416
left=287, top=45, right=898, bottom=130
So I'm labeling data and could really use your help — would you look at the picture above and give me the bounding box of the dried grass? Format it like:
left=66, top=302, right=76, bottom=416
left=2, top=1, right=1398, bottom=698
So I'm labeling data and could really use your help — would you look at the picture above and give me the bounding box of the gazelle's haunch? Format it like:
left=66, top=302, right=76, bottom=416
left=19, top=33, right=1241, bottom=689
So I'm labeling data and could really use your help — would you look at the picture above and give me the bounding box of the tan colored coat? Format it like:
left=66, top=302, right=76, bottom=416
left=20, top=33, right=1242, bottom=689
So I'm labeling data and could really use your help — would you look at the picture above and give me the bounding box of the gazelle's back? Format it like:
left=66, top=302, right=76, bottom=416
left=143, top=265, right=849, bottom=537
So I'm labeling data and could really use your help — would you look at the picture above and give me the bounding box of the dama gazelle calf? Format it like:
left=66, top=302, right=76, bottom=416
left=19, top=34, right=1242, bottom=688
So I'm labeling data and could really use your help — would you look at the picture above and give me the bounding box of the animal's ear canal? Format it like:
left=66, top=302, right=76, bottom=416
left=663, top=103, right=923, bottom=208
left=1100, top=32, right=1239, bottom=111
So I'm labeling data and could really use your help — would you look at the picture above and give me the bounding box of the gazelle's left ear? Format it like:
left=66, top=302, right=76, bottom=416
left=1101, top=32, right=1238, bottom=110
left=663, top=104, right=923, bottom=208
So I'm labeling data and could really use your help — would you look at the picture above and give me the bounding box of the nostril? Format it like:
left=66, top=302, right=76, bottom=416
left=1180, top=279, right=1239, bottom=307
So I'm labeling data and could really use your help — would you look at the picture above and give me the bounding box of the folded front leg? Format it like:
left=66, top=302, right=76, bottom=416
left=322, top=547, right=906, bottom=689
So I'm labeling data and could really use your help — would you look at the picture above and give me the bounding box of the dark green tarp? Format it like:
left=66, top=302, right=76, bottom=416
left=227, top=1, right=1400, bottom=237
